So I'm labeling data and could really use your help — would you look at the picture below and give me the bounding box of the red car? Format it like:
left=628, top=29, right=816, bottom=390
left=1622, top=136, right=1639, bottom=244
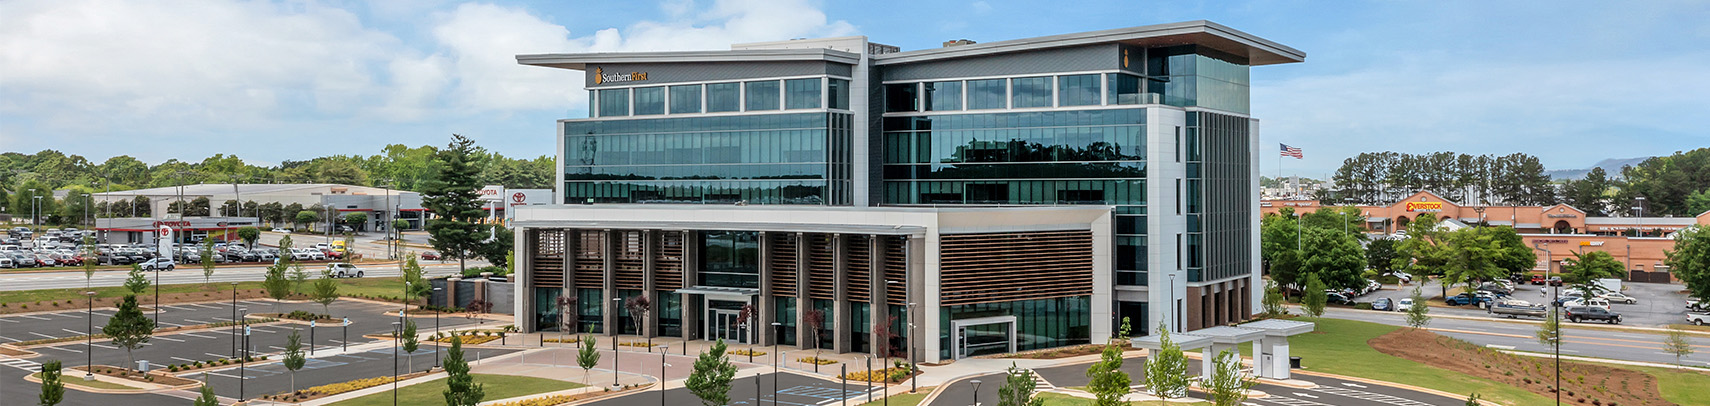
left=1530, top=275, right=1546, bottom=285
left=421, top=251, right=442, bottom=261
left=320, top=248, right=343, bottom=259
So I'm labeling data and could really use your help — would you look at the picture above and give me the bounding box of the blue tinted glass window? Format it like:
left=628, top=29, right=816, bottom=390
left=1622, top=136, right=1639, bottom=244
left=827, top=79, right=850, bottom=110
left=669, top=85, right=701, bottom=114
left=745, top=80, right=780, bottom=111
left=966, top=79, right=1006, bottom=110
left=1107, top=74, right=1143, bottom=105
left=706, top=82, right=740, bottom=113
left=1058, top=74, right=1099, bottom=106
left=885, top=83, right=918, bottom=112
left=633, top=86, right=664, bottom=115
left=784, top=78, right=822, bottom=110
left=598, top=89, right=629, bottom=117
left=1011, top=77, right=1051, bottom=108
left=925, top=81, right=962, bottom=111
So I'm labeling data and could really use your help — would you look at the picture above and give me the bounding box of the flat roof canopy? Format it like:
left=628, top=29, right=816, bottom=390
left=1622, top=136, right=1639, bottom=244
left=1238, top=319, right=1315, bottom=336
left=518, top=48, right=860, bottom=71
left=1131, top=333, right=1214, bottom=350
left=875, top=20, right=1303, bottom=66
left=1188, top=326, right=1267, bottom=344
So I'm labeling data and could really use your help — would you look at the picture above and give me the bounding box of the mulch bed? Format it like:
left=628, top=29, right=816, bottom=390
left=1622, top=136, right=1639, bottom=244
left=0, top=346, right=33, bottom=356
left=2, top=288, right=279, bottom=315
left=73, top=365, right=198, bottom=387
left=985, top=343, right=1131, bottom=359
left=1370, top=327, right=1677, bottom=406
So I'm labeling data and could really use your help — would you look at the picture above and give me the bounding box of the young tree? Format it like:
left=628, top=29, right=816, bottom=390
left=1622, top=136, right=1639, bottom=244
left=422, top=134, right=491, bottom=274
left=402, top=319, right=419, bottom=372
left=625, top=295, right=651, bottom=347
left=294, top=211, right=319, bottom=230
left=343, top=213, right=367, bottom=232
left=1143, top=322, right=1189, bottom=406
left=1535, top=308, right=1562, bottom=350
left=577, top=334, right=601, bottom=385
left=199, top=237, right=216, bottom=286
left=1085, top=340, right=1131, bottom=406
left=193, top=382, right=219, bottom=406
left=289, top=263, right=310, bottom=295
left=1440, top=227, right=1509, bottom=298
left=1394, top=213, right=1450, bottom=296
left=311, top=269, right=340, bottom=314
left=1662, top=326, right=1696, bottom=367
left=1406, top=287, right=1431, bottom=329
left=686, top=339, right=738, bottom=406
left=103, top=295, right=156, bottom=372
left=1488, top=226, right=1537, bottom=276
left=803, top=308, right=826, bottom=361
left=283, top=329, right=306, bottom=393
left=1669, top=226, right=1710, bottom=303
left=261, top=257, right=293, bottom=313
left=1301, top=273, right=1328, bottom=318
left=123, top=264, right=149, bottom=296
left=1207, top=350, right=1255, bottom=406
left=998, top=362, right=1044, bottom=406
left=400, top=256, right=432, bottom=306
left=38, top=360, right=64, bottom=406
left=1261, top=281, right=1287, bottom=317
left=1561, top=251, right=1625, bottom=297
left=81, top=236, right=97, bottom=289
left=442, top=335, right=485, bottom=406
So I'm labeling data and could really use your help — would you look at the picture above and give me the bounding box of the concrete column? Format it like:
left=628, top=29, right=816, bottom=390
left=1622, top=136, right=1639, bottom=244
left=682, top=231, right=699, bottom=341
left=564, top=230, right=578, bottom=335
left=1201, top=346, right=1215, bottom=382
left=1253, top=340, right=1266, bottom=376
left=795, top=232, right=810, bottom=350
left=868, top=235, right=886, bottom=357
left=642, top=230, right=657, bottom=338
left=446, top=277, right=462, bottom=312
left=833, top=234, right=852, bottom=354
left=514, top=228, right=533, bottom=331
left=602, top=229, right=617, bottom=335
left=757, top=232, right=776, bottom=346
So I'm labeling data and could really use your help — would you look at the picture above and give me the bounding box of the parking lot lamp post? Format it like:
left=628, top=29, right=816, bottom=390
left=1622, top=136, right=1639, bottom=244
left=771, top=322, right=782, bottom=405
left=658, top=345, right=670, bottom=406
left=434, top=287, right=443, bottom=369
left=231, top=282, right=239, bottom=357
left=392, top=321, right=401, bottom=406
left=239, top=307, right=247, bottom=402
left=84, top=291, right=95, bottom=380
left=970, top=379, right=983, bottom=406
left=1534, top=242, right=1559, bottom=406
left=613, top=297, right=623, bottom=388
left=860, top=355, right=871, bottom=403
left=154, top=265, right=160, bottom=324
left=907, top=301, right=917, bottom=393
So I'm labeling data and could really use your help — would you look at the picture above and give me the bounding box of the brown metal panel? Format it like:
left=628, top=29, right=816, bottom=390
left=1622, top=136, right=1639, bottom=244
left=806, top=233, right=837, bottom=300
left=768, top=233, right=798, bottom=297
left=938, top=230, right=1094, bottom=306
left=654, top=231, right=685, bottom=290
left=883, top=236, right=907, bottom=306
left=529, top=229, right=566, bottom=288
left=614, top=230, right=646, bottom=290
left=573, top=230, right=606, bottom=289
left=845, top=235, right=872, bottom=303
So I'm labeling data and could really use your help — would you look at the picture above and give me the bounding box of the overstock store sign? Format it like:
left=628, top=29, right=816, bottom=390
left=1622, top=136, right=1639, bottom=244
left=1405, top=201, right=1443, bottom=212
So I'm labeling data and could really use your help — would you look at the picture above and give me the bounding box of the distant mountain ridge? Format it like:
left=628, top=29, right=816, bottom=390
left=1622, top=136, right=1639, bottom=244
left=1546, top=157, right=1651, bottom=180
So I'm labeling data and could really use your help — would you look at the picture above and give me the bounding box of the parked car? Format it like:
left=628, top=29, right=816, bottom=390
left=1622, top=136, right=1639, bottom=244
left=326, top=262, right=364, bottom=278
left=1689, top=300, right=1710, bottom=313
left=421, top=251, right=442, bottom=261
left=1547, top=276, right=1564, bottom=286
left=1445, top=292, right=1493, bottom=307
left=138, top=258, right=175, bottom=271
left=1688, top=312, right=1710, bottom=326
left=271, top=228, right=291, bottom=233
left=0, top=256, right=13, bottom=268
left=1371, top=298, right=1393, bottom=311
left=33, top=254, right=57, bottom=267
left=1597, top=292, right=1638, bottom=304
left=1489, top=299, right=1547, bottom=319
left=1327, top=291, right=1356, bottom=305
left=1563, top=306, right=1622, bottom=324
left=1396, top=297, right=1415, bottom=312
left=1561, top=297, right=1612, bottom=311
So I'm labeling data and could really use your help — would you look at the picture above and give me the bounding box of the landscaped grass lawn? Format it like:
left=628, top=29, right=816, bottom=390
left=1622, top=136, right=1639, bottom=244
left=328, top=373, right=582, bottom=406
left=853, top=387, right=932, bottom=406
left=1035, top=393, right=1211, bottom=406
left=1244, top=317, right=1553, bottom=406
left=30, top=372, right=139, bottom=390
left=1613, top=366, right=1710, bottom=406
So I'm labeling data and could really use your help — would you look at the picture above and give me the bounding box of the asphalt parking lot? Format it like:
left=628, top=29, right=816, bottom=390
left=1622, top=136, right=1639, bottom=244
left=930, top=356, right=1464, bottom=406
left=0, top=298, right=499, bottom=404
left=1353, top=279, right=1694, bottom=327
left=582, top=370, right=877, bottom=406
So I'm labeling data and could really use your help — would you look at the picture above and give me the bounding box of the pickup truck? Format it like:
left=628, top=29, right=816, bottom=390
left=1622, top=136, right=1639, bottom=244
left=1689, top=312, right=1710, bottom=326
left=1564, top=306, right=1622, bottom=324
left=1489, top=299, right=1547, bottom=319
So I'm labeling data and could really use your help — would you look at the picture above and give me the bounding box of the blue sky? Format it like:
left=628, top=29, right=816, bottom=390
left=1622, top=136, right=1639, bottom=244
left=2, top=0, right=1706, bottom=176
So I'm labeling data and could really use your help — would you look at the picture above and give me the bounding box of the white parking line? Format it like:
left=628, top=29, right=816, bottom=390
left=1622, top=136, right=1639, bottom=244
left=183, top=319, right=213, bottom=324
left=154, top=336, right=185, bottom=342
left=91, top=343, right=117, bottom=350
left=0, top=318, right=17, bottom=323
left=55, top=313, right=84, bottom=318
left=15, top=315, right=51, bottom=320
left=40, top=346, right=81, bottom=353
left=172, top=357, right=200, bottom=363
left=189, top=304, right=223, bottom=309
left=62, top=329, right=88, bottom=336
left=29, top=332, right=57, bottom=339
left=206, top=353, right=235, bottom=359
left=178, top=333, right=217, bottom=339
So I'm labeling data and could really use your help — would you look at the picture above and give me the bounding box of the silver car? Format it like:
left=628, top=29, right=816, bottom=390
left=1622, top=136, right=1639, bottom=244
left=327, top=263, right=363, bottom=278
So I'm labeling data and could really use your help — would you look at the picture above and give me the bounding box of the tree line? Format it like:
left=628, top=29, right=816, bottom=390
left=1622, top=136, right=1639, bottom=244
left=1328, top=148, right=1710, bottom=217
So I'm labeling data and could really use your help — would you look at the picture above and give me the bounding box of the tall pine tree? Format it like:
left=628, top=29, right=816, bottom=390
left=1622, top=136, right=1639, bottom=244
left=443, top=335, right=485, bottom=406
left=422, top=134, right=490, bottom=274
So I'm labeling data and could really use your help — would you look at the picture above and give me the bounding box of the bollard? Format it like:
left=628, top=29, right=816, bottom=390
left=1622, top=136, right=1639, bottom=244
left=841, top=364, right=847, bottom=406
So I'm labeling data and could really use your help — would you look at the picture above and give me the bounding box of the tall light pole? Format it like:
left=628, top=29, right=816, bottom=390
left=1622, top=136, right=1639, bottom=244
left=392, top=321, right=401, bottom=406
left=1534, top=242, right=1559, bottom=406
left=238, top=307, right=248, bottom=402
left=906, top=301, right=918, bottom=394
left=613, top=297, right=623, bottom=388
left=657, top=345, right=670, bottom=406
left=771, top=322, right=782, bottom=405
left=433, top=287, right=443, bottom=369
left=231, top=282, right=240, bottom=357
left=382, top=181, right=395, bottom=260
left=84, top=291, right=96, bottom=381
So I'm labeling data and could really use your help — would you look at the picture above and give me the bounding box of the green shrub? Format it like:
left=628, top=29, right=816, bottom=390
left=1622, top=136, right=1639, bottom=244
left=1354, top=303, right=1374, bottom=310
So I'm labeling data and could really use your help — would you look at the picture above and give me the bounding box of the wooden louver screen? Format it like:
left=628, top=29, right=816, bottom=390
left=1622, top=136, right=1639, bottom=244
left=845, top=235, right=872, bottom=302
left=613, top=230, right=646, bottom=290
left=806, top=234, right=836, bottom=300
left=768, top=233, right=798, bottom=297
left=529, top=229, right=567, bottom=288
left=938, top=230, right=1093, bottom=306
left=654, top=231, right=685, bottom=290
left=883, top=236, right=907, bottom=305
left=573, top=230, right=606, bottom=289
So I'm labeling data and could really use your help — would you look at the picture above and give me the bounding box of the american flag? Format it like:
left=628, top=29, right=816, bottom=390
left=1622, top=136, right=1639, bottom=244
left=1280, top=143, right=1303, bottom=159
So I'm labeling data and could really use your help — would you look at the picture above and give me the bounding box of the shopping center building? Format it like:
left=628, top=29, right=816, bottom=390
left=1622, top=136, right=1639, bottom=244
left=510, top=21, right=1303, bottom=362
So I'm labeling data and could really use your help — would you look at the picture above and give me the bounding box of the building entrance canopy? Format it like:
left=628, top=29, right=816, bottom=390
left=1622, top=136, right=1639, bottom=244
left=1130, top=319, right=1313, bottom=381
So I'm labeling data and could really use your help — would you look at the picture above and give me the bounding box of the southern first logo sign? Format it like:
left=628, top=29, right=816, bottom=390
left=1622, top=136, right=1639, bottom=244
left=594, top=67, right=648, bottom=85
left=1405, top=201, right=1443, bottom=212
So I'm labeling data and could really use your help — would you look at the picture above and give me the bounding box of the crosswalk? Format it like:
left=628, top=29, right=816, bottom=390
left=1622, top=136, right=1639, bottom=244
left=1307, top=386, right=1439, bottom=406
left=0, top=357, right=42, bottom=371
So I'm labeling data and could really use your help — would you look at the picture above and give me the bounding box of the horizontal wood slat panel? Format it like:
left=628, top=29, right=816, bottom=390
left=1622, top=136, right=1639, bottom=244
left=806, top=233, right=836, bottom=300
left=613, top=230, right=645, bottom=290
left=654, top=231, right=685, bottom=290
left=846, top=235, right=871, bottom=303
left=768, top=233, right=798, bottom=297
left=573, top=230, right=605, bottom=289
left=529, top=229, right=566, bottom=288
left=884, top=236, right=907, bottom=305
left=939, top=231, right=1093, bottom=306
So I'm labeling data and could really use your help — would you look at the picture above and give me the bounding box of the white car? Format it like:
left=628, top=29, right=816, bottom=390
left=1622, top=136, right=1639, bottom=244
left=1597, top=292, right=1637, bottom=304
left=271, top=228, right=291, bottom=233
left=139, top=258, right=175, bottom=271
left=326, top=262, right=363, bottom=278
left=1560, top=297, right=1611, bottom=311
left=1396, top=297, right=1415, bottom=312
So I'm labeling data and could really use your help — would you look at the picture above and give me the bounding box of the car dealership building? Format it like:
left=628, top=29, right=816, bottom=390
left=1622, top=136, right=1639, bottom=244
left=509, top=21, right=1303, bottom=362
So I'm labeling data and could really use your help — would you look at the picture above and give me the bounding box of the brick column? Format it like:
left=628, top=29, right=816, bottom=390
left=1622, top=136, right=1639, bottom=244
left=757, top=231, right=775, bottom=346
left=868, top=235, right=886, bottom=357
left=832, top=234, right=851, bottom=354
left=795, top=232, right=809, bottom=350
left=681, top=231, right=699, bottom=342
left=642, top=229, right=657, bottom=338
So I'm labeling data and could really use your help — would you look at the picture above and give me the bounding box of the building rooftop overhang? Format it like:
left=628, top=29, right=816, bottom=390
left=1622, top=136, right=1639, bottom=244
left=1131, top=333, right=1215, bottom=350
left=517, top=48, right=862, bottom=71
left=1187, top=326, right=1267, bottom=344
left=874, top=20, right=1304, bottom=66
left=1238, top=319, right=1315, bottom=337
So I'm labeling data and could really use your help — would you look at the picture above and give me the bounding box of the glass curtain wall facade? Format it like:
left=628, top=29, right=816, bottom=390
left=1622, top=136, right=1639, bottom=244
left=1186, top=111, right=1252, bottom=282
left=564, top=113, right=854, bottom=205
left=1147, top=46, right=1252, bottom=114
left=937, top=295, right=1091, bottom=359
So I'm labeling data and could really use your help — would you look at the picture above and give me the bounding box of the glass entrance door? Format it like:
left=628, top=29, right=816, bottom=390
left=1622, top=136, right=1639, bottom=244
left=711, top=310, right=746, bottom=344
left=956, top=322, right=1013, bottom=358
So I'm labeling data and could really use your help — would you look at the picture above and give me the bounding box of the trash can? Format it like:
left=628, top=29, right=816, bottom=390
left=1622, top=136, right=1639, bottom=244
left=1289, top=356, right=1301, bottom=369
left=136, top=360, right=151, bottom=373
